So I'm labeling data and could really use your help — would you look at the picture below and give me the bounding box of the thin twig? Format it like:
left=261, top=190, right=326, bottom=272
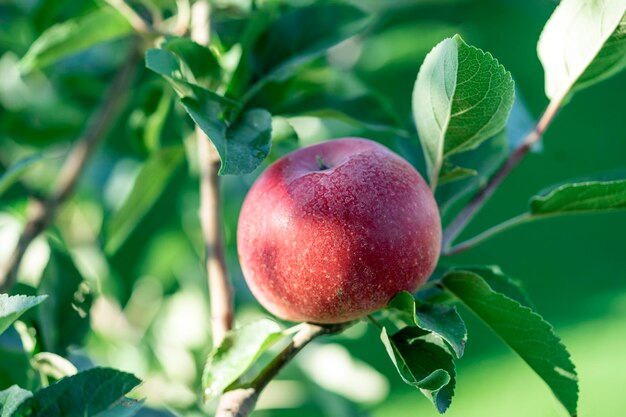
left=443, top=213, right=532, bottom=256
left=0, top=46, right=140, bottom=293
left=441, top=93, right=566, bottom=253
left=191, top=0, right=234, bottom=348
left=105, top=0, right=152, bottom=34
left=174, top=0, right=191, bottom=36
left=215, top=322, right=352, bottom=417
left=367, top=315, right=383, bottom=330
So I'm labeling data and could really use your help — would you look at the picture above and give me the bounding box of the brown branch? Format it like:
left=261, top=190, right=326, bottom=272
left=189, top=4, right=348, bottom=417
left=0, top=46, right=140, bottom=293
left=441, top=93, right=565, bottom=253
left=198, top=134, right=234, bottom=344
left=191, top=0, right=234, bottom=348
left=215, top=322, right=352, bottom=417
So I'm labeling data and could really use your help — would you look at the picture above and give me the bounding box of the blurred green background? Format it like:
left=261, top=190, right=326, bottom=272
left=1, top=0, right=625, bottom=416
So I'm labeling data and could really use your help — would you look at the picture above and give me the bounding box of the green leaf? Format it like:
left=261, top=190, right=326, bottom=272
left=144, top=48, right=233, bottom=107
left=0, top=154, right=44, bottom=197
left=202, top=319, right=283, bottom=402
left=436, top=92, right=533, bottom=216
left=436, top=128, right=508, bottom=216
left=181, top=99, right=272, bottom=175
left=387, top=291, right=467, bottom=358
left=380, top=326, right=456, bottom=413
left=0, top=386, right=32, bottom=417
left=15, top=367, right=142, bottom=417
left=240, top=3, right=371, bottom=96
left=268, top=116, right=299, bottom=162
left=458, top=266, right=534, bottom=308
left=105, top=146, right=184, bottom=254
left=0, top=295, right=47, bottom=335
left=20, top=7, right=133, bottom=72
left=438, top=163, right=477, bottom=185
left=442, top=271, right=578, bottom=416
left=413, top=34, right=514, bottom=186
left=145, top=48, right=272, bottom=175
left=128, top=86, right=174, bottom=154
left=530, top=179, right=626, bottom=216
left=38, top=246, right=94, bottom=354
left=538, top=0, right=626, bottom=100
left=0, top=345, right=32, bottom=392
left=277, top=70, right=401, bottom=128
left=157, top=37, right=222, bottom=89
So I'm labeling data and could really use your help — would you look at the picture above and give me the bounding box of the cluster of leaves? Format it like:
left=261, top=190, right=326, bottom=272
left=0, top=294, right=142, bottom=416
left=201, top=1, right=626, bottom=416
left=1, top=0, right=626, bottom=416
left=0, top=0, right=396, bottom=415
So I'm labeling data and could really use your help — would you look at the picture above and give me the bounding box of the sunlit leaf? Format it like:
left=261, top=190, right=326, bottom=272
left=0, top=295, right=47, bottom=336
left=202, top=319, right=284, bottom=402
left=20, top=7, right=133, bottom=72
left=413, top=34, right=514, bottom=187
left=538, top=0, right=626, bottom=100
left=0, top=385, right=32, bottom=417
left=530, top=179, right=626, bottom=215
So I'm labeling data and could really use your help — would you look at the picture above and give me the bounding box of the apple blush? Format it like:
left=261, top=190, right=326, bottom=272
left=237, top=138, right=441, bottom=323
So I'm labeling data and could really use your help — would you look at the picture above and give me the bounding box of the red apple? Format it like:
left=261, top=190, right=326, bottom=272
left=237, top=138, right=441, bottom=323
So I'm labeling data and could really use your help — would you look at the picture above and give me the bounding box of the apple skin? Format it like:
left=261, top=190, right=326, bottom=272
left=237, top=138, right=441, bottom=324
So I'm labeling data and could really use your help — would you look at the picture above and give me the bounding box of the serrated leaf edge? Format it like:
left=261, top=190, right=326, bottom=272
left=443, top=271, right=579, bottom=416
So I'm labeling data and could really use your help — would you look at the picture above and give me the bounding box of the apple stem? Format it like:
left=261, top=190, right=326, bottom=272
left=367, top=315, right=384, bottom=330
left=316, top=155, right=330, bottom=170
left=0, top=46, right=141, bottom=293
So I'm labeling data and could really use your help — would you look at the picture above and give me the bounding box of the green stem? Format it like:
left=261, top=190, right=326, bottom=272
left=443, top=213, right=533, bottom=256
left=367, top=315, right=383, bottom=330
left=441, top=91, right=567, bottom=251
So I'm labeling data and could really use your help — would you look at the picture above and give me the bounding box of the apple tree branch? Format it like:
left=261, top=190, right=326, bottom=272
left=0, top=45, right=140, bottom=293
left=441, top=93, right=565, bottom=254
left=190, top=0, right=234, bottom=348
left=215, top=322, right=352, bottom=417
